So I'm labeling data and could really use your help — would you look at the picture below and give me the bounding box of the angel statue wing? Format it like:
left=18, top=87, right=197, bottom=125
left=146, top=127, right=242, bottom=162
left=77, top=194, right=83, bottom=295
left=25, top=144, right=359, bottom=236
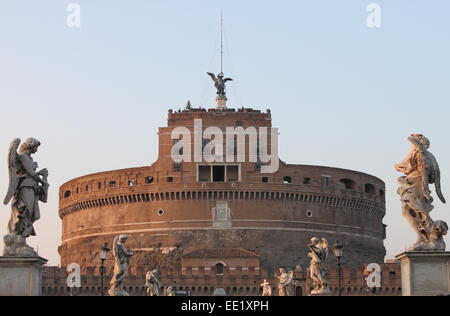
left=321, top=238, right=329, bottom=262
left=408, top=134, right=446, bottom=203
left=223, top=77, right=233, bottom=83
left=112, top=235, right=120, bottom=259
left=287, top=270, right=294, bottom=284
left=207, top=72, right=218, bottom=84
left=3, top=138, right=21, bottom=205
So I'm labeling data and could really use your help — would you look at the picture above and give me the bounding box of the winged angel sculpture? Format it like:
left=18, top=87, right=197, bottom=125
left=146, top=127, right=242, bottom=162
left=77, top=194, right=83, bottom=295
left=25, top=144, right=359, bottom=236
left=145, top=269, right=161, bottom=296
left=395, top=134, right=448, bottom=251
left=308, top=237, right=331, bottom=295
left=3, top=138, right=48, bottom=257
left=276, top=268, right=294, bottom=296
left=109, top=235, right=133, bottom=296
left=207, top=72, right=233, bottom=96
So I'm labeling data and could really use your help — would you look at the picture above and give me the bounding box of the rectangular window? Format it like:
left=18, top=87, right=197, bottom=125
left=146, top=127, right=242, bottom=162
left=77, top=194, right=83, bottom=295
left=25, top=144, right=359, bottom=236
left=197, top=165, right=240, bottom=183
left=213, top=166, right=225, bottom=182
left=227, top=165, right=239, bottom=182
left=199, top=166, right=211, bottom=182
left=321, top=176, right=330, bottom=187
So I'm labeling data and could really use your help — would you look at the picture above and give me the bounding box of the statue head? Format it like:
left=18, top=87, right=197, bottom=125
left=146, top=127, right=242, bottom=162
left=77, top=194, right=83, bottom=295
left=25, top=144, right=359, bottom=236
left=19, top=138, right=41, bottom=154
left=310, top=237, right=320, bottom=246
left=410, top=134, right=430, bottom=149
left=279, top=267, right=286, bottom=274
left=118, top=234, right=128, bottom=243
left=432, top=220, right=448, bottom=238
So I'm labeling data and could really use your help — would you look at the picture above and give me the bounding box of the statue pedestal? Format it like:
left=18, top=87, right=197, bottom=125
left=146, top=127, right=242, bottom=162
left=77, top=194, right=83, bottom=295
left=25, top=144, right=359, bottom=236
left=0, top=256, right=47, bottom=296
left=309, top=288, right=332, bottom=297
left=216, top=95, right=227, bottom=110
left=396, top=252, right=450, bottom=296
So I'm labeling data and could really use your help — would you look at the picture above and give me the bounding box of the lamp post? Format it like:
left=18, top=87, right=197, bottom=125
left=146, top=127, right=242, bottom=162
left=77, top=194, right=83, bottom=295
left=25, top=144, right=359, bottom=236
left=99, top=242, right=110, bottom=297
left=332, top=240, right=344, bottom=296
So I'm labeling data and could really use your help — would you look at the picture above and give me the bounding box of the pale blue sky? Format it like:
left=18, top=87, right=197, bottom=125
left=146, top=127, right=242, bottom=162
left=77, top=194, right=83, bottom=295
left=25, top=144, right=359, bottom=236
left=0, top=1, right=449, bottom=265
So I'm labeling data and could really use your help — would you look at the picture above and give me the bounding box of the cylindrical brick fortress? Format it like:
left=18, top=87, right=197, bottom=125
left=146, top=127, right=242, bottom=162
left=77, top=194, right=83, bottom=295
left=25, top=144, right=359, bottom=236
left=58, top=108, right=386, bottom=272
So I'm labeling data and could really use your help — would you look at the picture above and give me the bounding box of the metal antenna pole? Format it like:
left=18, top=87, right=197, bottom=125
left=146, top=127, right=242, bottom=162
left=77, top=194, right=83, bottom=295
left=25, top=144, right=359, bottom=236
left=221, top=10, right=223, bottom=74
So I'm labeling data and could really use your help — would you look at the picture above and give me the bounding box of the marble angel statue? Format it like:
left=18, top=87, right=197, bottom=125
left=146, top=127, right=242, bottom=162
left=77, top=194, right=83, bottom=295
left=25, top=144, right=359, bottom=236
left=145, top=269, right=161, bottom=296
left=276, top=268, right=294, bottom=296
left=308, top=237, right=331, bottom=295
left=108, top=235, right=133, bottom=296
left=260, top=279, right=272, bottom=297
left=3, top=138, right=49, bottom=257
left=395, top=134, right=448, bottom=251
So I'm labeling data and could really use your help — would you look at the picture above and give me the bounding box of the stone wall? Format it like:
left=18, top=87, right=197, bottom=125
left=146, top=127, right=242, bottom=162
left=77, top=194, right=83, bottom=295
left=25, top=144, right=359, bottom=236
left=42, top=263, right=401, bottom=297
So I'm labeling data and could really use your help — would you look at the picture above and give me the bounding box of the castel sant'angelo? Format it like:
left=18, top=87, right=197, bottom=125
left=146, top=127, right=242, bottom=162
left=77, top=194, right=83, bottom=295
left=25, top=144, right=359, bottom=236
left=57, top=68, right=387, bottom=289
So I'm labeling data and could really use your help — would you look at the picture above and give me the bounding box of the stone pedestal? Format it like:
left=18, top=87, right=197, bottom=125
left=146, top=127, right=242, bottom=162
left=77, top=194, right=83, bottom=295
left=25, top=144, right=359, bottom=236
left=0, top=256, right=47, bottom=296
left=309, top=288, right=332, bottom=296
left=216, top=95, right=227, bottom=110
left=396, top=252, right=450, bottom=296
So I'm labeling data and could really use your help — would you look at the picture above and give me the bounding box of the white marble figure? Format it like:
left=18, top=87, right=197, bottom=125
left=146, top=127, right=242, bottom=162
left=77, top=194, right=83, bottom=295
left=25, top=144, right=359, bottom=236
left=395, top=134, right=448, bottom=251
left=3, top=138, right=49, bottom=257
left=108, top=235, right=133, bottom=296
left=308, top=237, right=331, bottom=295
left=165, top=286, right=175, bottom=296
left=260, top=279, right=272, bottom=297
left=145, top=269, right=161, bottom=296
left=276, top=268, right=293, bottom=296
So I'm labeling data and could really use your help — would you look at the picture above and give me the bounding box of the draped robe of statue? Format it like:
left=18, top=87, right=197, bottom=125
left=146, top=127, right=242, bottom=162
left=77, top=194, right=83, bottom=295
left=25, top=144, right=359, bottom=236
left=9, top=153, right=47, bottom=237
left=308, top=238, right=331, bottom=295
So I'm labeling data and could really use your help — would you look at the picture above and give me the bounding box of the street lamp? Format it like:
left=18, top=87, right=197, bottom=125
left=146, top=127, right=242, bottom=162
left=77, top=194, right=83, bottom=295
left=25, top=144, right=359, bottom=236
left=332, top=240, right=344, bottom=296
left=99, top=242, right=110, bottom=296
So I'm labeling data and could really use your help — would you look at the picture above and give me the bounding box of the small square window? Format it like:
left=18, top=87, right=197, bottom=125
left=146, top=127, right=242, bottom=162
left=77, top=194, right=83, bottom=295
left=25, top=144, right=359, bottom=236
left=262, top=177, right=269, bottom=183
left=167, top=177, right=174, bottom=183
left=303, top=178, right=311, bottom=185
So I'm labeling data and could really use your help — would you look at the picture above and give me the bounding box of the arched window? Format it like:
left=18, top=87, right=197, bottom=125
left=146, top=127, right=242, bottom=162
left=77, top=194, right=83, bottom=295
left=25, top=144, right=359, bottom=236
left=340, top=178, right=356, bottom=190
left=145, top=176, right=154, bottom=184
left=365, top=183, right=376, bottom=194
left=215, top=263, right=225, bottom=275
left=109, top=181, right=116, bottom=188
left=63, top=190, right=71, bottom=198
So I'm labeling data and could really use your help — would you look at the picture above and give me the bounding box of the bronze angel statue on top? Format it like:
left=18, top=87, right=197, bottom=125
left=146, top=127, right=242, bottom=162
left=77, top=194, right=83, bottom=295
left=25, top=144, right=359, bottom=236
left=395, top=134, right=448, bottom=251
left=207, top=72, right=233, bottom=96
left=3, top=138, right=49, bottom=257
